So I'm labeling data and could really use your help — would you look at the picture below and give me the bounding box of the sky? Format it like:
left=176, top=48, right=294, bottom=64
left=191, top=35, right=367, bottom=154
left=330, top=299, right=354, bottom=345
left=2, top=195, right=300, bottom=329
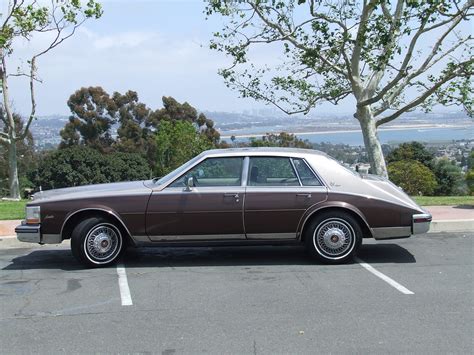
left=4, top=0, right=471, bottom=118
left=6, top=0, right=290, bottom=117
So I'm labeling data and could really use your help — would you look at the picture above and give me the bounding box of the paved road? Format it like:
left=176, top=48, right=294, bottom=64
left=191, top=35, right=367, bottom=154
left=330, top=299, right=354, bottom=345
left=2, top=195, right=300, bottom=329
left=1, top=233, right=472, bottom=354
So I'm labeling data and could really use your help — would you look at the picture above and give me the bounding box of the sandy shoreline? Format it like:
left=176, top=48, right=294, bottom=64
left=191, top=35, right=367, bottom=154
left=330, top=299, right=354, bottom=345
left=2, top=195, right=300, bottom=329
left=220, top=123, right=471, bottom=139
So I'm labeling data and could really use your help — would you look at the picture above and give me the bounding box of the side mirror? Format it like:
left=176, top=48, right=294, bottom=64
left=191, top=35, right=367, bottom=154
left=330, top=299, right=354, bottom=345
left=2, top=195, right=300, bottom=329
left=185, top=176, right=194, bottom=191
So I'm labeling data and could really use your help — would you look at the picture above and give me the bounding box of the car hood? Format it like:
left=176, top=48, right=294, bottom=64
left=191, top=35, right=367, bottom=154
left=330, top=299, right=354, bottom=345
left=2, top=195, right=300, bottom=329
left=31, top=181, right=151, bottom=203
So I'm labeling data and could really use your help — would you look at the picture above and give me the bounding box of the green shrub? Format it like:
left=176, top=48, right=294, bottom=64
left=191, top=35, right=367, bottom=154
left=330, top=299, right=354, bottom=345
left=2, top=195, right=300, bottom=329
left=33, top=146, right=150, bottom=190
left=388, top=160, right=438, bottom=195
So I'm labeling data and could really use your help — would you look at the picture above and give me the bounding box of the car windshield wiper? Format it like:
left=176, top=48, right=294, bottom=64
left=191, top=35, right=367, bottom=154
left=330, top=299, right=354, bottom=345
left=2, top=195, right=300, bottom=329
left=151, top=176, right=162, bottom=183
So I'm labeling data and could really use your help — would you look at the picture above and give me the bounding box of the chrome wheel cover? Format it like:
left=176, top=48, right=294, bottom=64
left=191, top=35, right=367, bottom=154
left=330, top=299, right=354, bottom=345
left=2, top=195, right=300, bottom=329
left=84, top=224, right=121, bottom=263
left=313, top=218, right=355, bottom=259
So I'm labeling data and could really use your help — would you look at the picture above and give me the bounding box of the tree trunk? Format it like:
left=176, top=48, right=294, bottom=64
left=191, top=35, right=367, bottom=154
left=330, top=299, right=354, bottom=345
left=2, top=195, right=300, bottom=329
left=357, top=106, right=388, bottom=178
left=8, top=139, right=20, bottom=200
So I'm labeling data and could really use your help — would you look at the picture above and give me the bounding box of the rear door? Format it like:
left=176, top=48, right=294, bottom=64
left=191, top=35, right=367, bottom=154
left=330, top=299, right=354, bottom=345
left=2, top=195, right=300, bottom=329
left=244, top=156, right=327, bottom=239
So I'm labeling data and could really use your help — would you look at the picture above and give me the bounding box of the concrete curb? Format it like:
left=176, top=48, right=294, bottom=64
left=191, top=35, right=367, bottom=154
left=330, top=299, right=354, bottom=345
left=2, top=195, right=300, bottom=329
left=428, top=219, right=474, bottom=233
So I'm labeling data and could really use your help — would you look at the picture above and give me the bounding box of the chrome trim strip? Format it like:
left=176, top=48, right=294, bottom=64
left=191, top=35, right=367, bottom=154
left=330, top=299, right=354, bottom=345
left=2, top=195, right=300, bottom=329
left=246, top=233, right=296, bottom=240
left=289, top=158, right=303, bottom=186
left=371, top=226, right=411, bottom=240
left=149, top=234, right=245, bottom=241
left=242, top=156, right=250, bottom=187
left=244, top=186, right=327, bottom=192
left=60, top=208, right=133, bottom=240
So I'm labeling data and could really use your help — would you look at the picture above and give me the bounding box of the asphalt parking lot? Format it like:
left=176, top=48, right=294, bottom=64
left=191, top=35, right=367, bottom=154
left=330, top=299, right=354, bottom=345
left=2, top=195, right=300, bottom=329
left=0, top=232, right=472, bottom=354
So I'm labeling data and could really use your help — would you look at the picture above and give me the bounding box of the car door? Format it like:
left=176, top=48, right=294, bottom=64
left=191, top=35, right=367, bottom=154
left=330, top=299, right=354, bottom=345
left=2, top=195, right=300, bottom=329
left=146, top=156, right=245, bottom=241
left=244, top=156, right=327, bottom=239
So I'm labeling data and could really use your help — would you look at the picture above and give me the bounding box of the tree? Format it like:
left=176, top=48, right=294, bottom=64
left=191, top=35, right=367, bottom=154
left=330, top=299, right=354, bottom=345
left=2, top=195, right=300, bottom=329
left=155, top=120, right=214, bottom=177
left=33, top=146, right=150, bottom=190
left=386, top=142, right=434, bottom=168
left=0, top=112, right=36, bottom=196
left=466, top=169, right=474, bottom=195
left=388, top=160, right=437, bottom=195
left=249, top=132, right=312, bottom=148
left=153, top=96, right=221, bottom=145
left=207, top=1, right=473, bottom=178
left=0, top=0, right=102, bottom=199
left=432, top=158, right=466, bottom=195
left=60, top=86, right=116, bottom=152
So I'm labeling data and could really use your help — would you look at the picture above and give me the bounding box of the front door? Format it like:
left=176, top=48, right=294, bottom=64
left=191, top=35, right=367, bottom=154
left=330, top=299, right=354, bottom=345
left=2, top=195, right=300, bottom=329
left=146, top=157, right=245, bottom=241
left=244, top=156, right=327, bottom=239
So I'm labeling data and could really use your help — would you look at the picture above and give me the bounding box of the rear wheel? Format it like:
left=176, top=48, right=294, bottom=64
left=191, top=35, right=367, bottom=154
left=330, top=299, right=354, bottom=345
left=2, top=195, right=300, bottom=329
left=71, top=217, right=124, bottom=268
left=305, top=211, right=362, bottom=264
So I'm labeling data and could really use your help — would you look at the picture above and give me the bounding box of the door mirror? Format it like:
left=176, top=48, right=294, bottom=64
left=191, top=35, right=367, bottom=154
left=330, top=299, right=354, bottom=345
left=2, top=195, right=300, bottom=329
left=185, top=176, right=194, bottom=191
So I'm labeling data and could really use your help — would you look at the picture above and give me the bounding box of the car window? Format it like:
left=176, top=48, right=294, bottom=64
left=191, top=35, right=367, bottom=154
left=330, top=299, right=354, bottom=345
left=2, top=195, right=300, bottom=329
left=292, top=158, right=322, bottom=186
left=248, top=157, right=299, bottom=186
left=169, top=157, right=243, bottom=187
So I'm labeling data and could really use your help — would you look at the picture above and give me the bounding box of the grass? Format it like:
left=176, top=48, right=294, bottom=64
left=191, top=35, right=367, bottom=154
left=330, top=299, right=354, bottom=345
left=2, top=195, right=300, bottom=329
left=411, top=195, right=474, bottom=206
left=0, top=200, right=27, bottom=220
left=0, top=196, right=472, bottom=221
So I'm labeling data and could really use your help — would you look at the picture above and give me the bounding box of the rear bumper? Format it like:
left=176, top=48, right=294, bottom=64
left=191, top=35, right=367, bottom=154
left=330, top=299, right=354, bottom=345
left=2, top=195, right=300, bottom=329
left=371, top=212, right=432, bottom=240
left=412, top=213, right=432, bottom=234
left=15, top=222, right=62, bottom=244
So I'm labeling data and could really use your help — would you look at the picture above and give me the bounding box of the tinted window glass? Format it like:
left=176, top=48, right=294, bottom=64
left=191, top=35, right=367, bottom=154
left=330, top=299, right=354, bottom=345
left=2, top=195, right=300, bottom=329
left=169, top=157, right=243, bottom=187
left=293, top=158, right=322, bottom=186
left=248, top=157, right=299, bottom=186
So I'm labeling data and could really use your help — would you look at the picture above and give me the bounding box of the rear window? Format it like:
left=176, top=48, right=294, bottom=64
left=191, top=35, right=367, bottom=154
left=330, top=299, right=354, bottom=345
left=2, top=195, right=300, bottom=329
left=292, top=158, right=322, bottom=186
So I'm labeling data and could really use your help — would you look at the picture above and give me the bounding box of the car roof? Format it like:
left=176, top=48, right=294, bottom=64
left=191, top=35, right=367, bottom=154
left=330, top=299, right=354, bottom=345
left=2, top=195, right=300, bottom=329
left=201, top=147, right=329, bottom=159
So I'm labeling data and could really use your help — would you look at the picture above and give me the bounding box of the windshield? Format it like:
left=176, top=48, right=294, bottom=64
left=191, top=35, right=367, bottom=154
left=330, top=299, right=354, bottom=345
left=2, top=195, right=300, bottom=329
left=153, top=154, right=204, bottom=185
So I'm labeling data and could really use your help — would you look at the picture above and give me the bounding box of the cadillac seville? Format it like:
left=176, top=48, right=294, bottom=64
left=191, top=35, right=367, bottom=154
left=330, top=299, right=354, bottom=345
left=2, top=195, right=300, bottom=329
left=16, top=148, right=431, bottom=267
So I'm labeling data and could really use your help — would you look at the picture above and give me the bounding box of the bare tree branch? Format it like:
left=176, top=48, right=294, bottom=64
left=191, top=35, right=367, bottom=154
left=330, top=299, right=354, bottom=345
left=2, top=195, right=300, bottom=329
left=358, top=1, right=471, bottom=108
left=249, top=3, right=348, bottom=77
left=376, top=59, right=473, bottom=126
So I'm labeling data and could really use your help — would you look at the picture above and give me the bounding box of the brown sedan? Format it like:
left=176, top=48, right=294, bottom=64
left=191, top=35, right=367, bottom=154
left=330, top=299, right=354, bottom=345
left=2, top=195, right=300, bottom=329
left=16, top=148, right=431, bottom=267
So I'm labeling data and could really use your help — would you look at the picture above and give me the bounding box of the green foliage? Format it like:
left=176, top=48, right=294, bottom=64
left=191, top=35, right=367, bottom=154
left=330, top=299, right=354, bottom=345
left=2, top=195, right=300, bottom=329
left=0, top=114, right=37, bottom=197
left=248, top=132, right=312, bottom=149
left=155, top=120, right=213, bottom=177
left=33, top=146, right=150, bottom=190
left=60, top=88, right=220, bottom=172
left=60, top=87, right=116, bottom=152
left=386, top=142, right=434, bottom=168
left=1, top=1, right=102, bottom=53
left=388, top=160, right=438, bottom=196
left=433, top=158, right=466, bottom=196
left=466, top=169, right=474, bottom=195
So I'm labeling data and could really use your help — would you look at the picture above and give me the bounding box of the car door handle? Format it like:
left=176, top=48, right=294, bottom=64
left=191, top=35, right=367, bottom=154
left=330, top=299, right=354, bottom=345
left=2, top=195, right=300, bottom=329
left=296, top=193, right=312, bottom=198
left=224, top=193, right=239, bottom=198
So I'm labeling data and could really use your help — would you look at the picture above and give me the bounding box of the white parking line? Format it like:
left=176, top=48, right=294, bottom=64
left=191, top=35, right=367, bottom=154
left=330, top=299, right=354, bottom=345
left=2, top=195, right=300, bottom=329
left=355, top=257, right=414, bottom=295
left=116, top=263, right=133, bottom=306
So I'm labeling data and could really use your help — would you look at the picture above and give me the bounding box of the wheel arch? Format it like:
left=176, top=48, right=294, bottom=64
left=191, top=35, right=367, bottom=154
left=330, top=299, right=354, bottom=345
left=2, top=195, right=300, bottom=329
left=299, top=205, right=373, bottom=242
left=60, top=208, right=135, bottom=246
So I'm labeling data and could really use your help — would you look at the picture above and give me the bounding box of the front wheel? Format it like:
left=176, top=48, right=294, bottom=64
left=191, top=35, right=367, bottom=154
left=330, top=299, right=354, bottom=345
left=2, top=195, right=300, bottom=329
left=71, top=217, right=124, bottom=268
left=305, top=211, right=362, bottom=264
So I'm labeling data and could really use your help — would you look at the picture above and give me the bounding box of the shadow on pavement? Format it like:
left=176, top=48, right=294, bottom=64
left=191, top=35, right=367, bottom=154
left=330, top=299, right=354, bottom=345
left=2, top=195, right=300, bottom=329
left=2, top=249, right=83, bottom=271
left=3, top=242, right=415, bottom=271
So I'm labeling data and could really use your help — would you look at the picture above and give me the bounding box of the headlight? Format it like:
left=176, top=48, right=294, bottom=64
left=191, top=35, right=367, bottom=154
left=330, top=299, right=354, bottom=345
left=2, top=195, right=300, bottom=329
left=26, top=206, right=41, bottom=224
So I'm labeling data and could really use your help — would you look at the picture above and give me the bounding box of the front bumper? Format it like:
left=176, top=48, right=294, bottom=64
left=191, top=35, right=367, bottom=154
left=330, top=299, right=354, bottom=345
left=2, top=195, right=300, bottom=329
left=412, top=213, right=432, bottom=234
left=15, top=222, right=62, bottom=244
left=15, top=223, right=41, bottom=243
